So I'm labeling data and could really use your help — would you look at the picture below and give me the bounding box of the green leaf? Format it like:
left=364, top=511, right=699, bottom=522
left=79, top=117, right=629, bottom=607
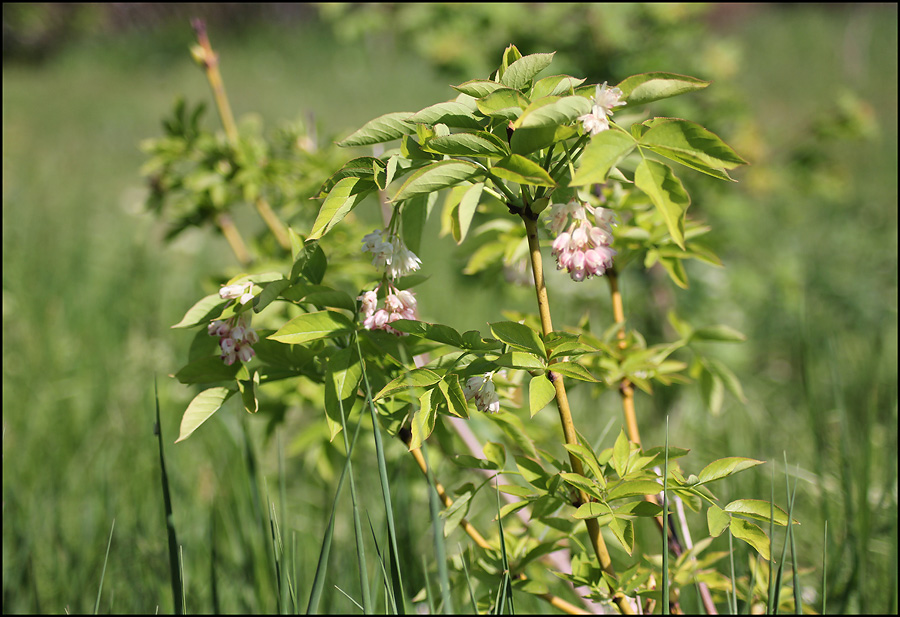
left=174, top=356, right=243, bottom=385
left=528, top=375, right=556, bottom=417
left=268, top=310, right=354, bottom=345
left=489, top=321, right=545, bottom=356
left=237, top=370, right=259, bottom=414
left=700, top=364, right=725, bottom=415
left=392, top=160, right=482, bottom=202
left=570, top=130, right=636, bottom=186
left=438, top=374, right=469, bottom=419
left=374, top=368, right=442, bottom=400
left=496, top=351, right=545, bottom=370
left=308, top=176, right=374, bottom=240
left=573, top=502, right=607, bottom=520
left=513, top=95, right=592, bottom=130
left=612, top=429, right=630, bottom=478
left=424, top=132, right=508, bottom=157
left=549, top=361, right=599, bottom=382
left=175, top=387, right=234, bottom=443
left=730, top=517, right=770, bottom=561
left=690, top=324, right=747, bottom=343
left=609, top=516, right=635, bottom=555
left=172, top=293, right=226, bottom=329
left=254, top=278, right=291, bottom=313
left=407, top=100, right=482, bottom=130
left=530, top=75, right=586, bottom=99
left=707, top=504, right=730, bottom=537
left=640, top=119, right=747, bottom=181
left=606, top=479, right=663, bottom=501
left=329, top=346, right=363, bottom=400
left=500, top=52, right=555, bottom=90
left=285, top=284, right=356, bottom=312
left=315, top=156, right=384, bottom=197
left=409, top=387, right=438, bottom=450
left=388, top=320, right=464, bottom=348
left=634, top=159, right=690, bottom=249
left=697, top=457, right=765, bottom=485
left=454, top=182, right=484, bottom=244
left=724, top=499, right=793, bottom=526
left=337, top=111, right=415, bottom=147
left=510, top=124, right=578, bottom=156
left=616, top=72, right=710, bottom=107
left=490, top=154, right=556, bottom=187
left=483, top=441, right=506, bottom=469
left=475, top=88, right=530, bottom=121
left=290, top=241, right=328, bottom=284
left=560, top=472, right=603, bottom=501
left=453, top=79, right=506, bottom=98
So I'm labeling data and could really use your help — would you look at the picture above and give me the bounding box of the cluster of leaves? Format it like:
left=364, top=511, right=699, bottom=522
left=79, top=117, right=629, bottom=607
left=150, top=43, right=805, bottom=612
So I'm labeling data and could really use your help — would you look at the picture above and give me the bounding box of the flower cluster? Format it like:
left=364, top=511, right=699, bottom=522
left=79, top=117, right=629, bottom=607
left=578, top=82, right=626, bottom=136
left=209, top=313, right=259, bottom=365
left=209, top=281, right=259, bottom=365
left=361, top=229, right=422, bottom=279
left=358, top=283, right=418, bottom=336
left=548, top=199, right=617, bottom=281
left=463, top=372, right=502, bottom=414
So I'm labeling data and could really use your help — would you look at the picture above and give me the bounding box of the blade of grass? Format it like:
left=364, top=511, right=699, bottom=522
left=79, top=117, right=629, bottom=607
left=154, top=379, right=184, bottom=615
left=334, top=351, right=373, bottom=615
left=459, top=545, right=480, bottom=613
left=92, top=519, right=115, bottom=615
left=334, top=585, right=365, bottom=611
left=786, top=464, right=801, bottom=614
left=305, top=395, right=367, bottom=614
left=356, top=336, right=407, bottom=613
left=663, top=416, right=670, bottom=615
left=821, top=521, right=827, bottom=615
left=422, top=555, right=436, bottom=615
left=494, top=478, right=515, bottom=615
left=728, top=532, right=737, bottom=615
left=367, top=514, right=398, bottom=613
left=422, top=441, right=454, bottom=614
left=767, top=465, right=776, bottom=614
left=179, top=545, right=186, bottom=613
left=209, top=506, right=220, bottom=615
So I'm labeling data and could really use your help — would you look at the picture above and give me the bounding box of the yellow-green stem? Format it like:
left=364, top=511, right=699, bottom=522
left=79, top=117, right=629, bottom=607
left=192, top=20, right=239, bottom=146
left=215, top=212, right=251, bottom=265
left=522, top=215, right=634, bottom=615
left=255, top=197, right=291, bottom=250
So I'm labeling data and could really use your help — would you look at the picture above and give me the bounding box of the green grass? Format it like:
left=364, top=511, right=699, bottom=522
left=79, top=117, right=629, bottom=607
left=3, top=5, right=897, bottom=614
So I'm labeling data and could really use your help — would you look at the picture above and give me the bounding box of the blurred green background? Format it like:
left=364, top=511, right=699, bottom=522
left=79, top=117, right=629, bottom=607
left=3, top=3, right=896, bottom=614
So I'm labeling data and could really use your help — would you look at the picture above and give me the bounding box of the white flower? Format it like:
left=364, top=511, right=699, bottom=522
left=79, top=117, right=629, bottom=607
left=464, top=372, right=501, bottom=414
left=578, top=81, right=626, bottom=136
left=361, top=228, right=421, bottom=279
left=219, top=281, right=255, bottom=305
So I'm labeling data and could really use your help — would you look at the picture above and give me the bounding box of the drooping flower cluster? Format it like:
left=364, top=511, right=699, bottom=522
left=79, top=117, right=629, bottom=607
left=548, top=199, right=617, bottom=281
left=361, top=229, right=422, bottom=279
left=209, top=313, right=259, bottom=365
left=358, top=228, right=422, bottom=335
left=209, top=281, right=259, bottom=365
left=463, top=372, right=502, bottom=414
left=357, top=283, right=418, bottom=336
left=578, top=82, right=626, bottom=136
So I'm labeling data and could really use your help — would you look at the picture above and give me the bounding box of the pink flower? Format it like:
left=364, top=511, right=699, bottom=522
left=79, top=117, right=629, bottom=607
left=209, top=311, right=259, bottom=365
left=548, top=201, right=617, bottom=281
left=359, top=283, right=419, bottom=336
